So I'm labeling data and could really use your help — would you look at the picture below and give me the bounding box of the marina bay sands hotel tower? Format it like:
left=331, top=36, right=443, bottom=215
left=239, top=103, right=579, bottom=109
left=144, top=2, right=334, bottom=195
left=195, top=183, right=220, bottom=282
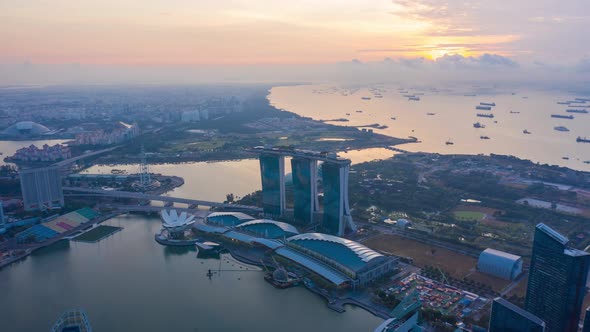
left=252, top=147, right=355, bottom=236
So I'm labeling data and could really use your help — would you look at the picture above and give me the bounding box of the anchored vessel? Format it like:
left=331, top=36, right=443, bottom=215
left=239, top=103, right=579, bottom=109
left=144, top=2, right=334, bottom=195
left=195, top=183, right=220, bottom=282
left=476, top=105, right=492, bottom=110
left=551, top=114, right=574, bottom=119
left=554, top=126, right=570, bottom=132
left=577, top=137, right=590, bottom=143
left=477, top=113, right=494, bottom=118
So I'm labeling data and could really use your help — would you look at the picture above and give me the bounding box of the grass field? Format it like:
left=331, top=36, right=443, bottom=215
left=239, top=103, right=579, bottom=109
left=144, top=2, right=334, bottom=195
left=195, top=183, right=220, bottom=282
left=364, top=234, right=477, bottom=278
left=453, top=210, right=486, bottom=221
left=74, top=225, right=123, bottom=243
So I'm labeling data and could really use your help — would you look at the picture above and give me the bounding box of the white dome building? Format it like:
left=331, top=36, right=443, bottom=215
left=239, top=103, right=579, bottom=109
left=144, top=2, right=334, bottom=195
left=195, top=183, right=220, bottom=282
left=2, top=121, right=51, bottom=137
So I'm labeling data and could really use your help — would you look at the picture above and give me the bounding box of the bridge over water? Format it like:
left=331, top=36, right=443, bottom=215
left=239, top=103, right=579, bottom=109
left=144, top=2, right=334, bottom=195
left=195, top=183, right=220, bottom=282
left=63, top=187, right=262, bottom=212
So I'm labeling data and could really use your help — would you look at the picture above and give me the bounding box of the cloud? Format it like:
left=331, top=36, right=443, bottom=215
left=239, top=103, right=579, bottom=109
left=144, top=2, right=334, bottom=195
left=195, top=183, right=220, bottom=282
left=435, top=53, right=518, bottom=68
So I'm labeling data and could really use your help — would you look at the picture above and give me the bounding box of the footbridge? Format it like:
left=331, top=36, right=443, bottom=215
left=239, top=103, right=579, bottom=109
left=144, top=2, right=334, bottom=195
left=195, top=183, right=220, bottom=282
left=63, top=187, right=262, bottom=212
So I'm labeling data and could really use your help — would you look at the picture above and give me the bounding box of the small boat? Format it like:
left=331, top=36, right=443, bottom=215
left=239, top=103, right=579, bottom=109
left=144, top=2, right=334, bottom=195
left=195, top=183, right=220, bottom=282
left=476, top=105, right=492, bottom=110
left=477, top=113, right=494, bottom=118
left=356, top=110, right=363, bottom=113
left=390, top=117, right=396, bottom=120
left=577, top=137, right=590, bottom=143
left=510, top=111, right=520, bottom=114
left=562, top=157, right=570, bottom=160
left=566, top=109, right=588, bottom=114
left=557, top=101, right=570, bottom=105
left=554, top=126, right=570, bottom=132
left=426, top=112, right=436, bottom=115
left=584, top=161, right=590, bottom=164
left=408, top=96, right=420, bottom=101
left=361, top=97, right=371, bottom=100
left=473, top=122, right=485, bottom=128
left=523, top=129, right=531, bottom=134
left=480, top=136, right=490, bottom=140
left=551, top=114, right=574, bottom=119
left=345, top=113, right=350, bottom=116
left=480, top=102, right=496, bottom=106
left=445, top=139, right=454, bottom=145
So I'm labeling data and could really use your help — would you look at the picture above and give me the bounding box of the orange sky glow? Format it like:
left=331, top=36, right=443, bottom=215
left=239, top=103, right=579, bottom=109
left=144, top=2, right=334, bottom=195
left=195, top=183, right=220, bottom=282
left=0, top=0, right=587, bottom=65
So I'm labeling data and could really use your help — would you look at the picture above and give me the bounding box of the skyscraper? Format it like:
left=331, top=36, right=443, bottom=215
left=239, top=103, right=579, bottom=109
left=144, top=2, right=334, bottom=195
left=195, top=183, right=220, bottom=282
left=259, top=154, right=285, bottom=217
left=20, top=166, right=64, bottom=211
left=291, top=157, right=318, bottom=226
left=0, top=201, right=5, bottom=234
left=489, top=297, right=545, bottom=332
left=321, top=161, right=354, bottom=236
left=525, top=223, right=590, bottom=332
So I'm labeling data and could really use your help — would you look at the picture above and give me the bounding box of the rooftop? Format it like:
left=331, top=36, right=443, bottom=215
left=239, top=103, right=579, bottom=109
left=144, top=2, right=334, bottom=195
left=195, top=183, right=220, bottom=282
left=536, top=223, right=569, bottom=245
left=236, top=219, right=299, bottom=237
left=287, top=233, right=384, bottom=272
left=247, top=146, right=351, bottom=165
left=493, top=297, right=546, bottom=326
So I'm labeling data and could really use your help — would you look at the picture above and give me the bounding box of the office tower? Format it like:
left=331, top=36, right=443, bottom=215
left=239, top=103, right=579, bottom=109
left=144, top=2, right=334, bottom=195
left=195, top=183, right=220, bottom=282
left=321, top=162, right=354, bottom=236
left=489, top=297, right=545, bottom=332
left=0, top=201, right=5, bottom=234
left=259, top=154, right=285, bottom=217
left=525, top=223, right=590, bottom=332
left=291, top=157, right=318, bottom=225
left=20, top=166, right=64, bottom=211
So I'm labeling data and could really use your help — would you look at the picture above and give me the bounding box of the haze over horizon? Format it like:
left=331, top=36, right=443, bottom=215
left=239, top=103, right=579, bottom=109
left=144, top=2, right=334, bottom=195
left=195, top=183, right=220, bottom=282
left=1, top=0, right=589, bottom=87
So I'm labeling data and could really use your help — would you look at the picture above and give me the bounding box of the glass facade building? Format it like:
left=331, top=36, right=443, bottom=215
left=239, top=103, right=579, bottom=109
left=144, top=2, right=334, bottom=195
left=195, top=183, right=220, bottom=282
left=489, top=297, right=545, bottom=332
left=525, top=223, right=590, bottom=332
left=291, top=158, right=318, bottom=225
left=321, top=162, right=353, bottom=236
left=259, top=154, right=285, bottom=217
left=322, top=162, right=343, bottom=235
left=20, top=166, right=64, bottom=211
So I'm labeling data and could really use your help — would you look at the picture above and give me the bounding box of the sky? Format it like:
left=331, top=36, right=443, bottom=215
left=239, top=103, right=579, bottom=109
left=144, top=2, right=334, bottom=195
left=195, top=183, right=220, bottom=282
left=0, top=0, right=589, bottom=85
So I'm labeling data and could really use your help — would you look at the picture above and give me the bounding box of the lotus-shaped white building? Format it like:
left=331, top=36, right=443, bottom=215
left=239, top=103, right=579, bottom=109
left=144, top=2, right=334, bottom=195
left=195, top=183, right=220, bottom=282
left=160, top=209, right=196, bottom=233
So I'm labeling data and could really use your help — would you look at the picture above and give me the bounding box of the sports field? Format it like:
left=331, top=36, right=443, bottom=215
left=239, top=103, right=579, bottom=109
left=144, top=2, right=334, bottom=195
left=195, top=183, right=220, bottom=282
left=74, top=225, right=123, bottom=243
left=453, top=210, right=485, bottom=221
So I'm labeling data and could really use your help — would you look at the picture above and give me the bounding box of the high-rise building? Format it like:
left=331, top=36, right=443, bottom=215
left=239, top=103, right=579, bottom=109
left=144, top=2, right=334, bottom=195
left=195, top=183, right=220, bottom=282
left=291, top=158, right=318, bottom=225
left=525, top=223, right=590, bottom=332
left=583, top=307, right=590, bottom=332
left=321, top=162, right=354, bottom=236
left=20, top=166, right=64, bottom=211
left=259, top=154, right=285, bottom=217
left=0, top=201, right=5, bottom=234
left=489, top=297, right=545, bottom=332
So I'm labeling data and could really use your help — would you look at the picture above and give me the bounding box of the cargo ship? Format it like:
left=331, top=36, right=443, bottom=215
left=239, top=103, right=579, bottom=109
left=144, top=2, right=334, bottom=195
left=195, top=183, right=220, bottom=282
left=554, top=126, right=570, bottom=132
left=566, top=109, right=588, bottom=114
left=476, top=105, right=492, bottom=110
left=480, top=102, right=496, bottom=106
left=551, top=114, right=574, bottom=119
left=473, top=122, right=485, bottom=128
left=477, top=113, right=494, bottom=118
left=577, top=137, right=590, bottom=143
